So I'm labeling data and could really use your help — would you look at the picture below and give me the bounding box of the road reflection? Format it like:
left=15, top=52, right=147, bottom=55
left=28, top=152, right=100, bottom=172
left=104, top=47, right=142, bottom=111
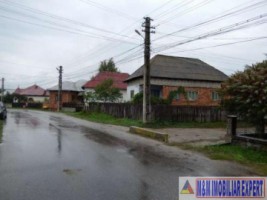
left=57, top=128, right=62, bottom=153
left=0, top=121, right=3, bottom=143
left=0, top=110, right=255, bottom=200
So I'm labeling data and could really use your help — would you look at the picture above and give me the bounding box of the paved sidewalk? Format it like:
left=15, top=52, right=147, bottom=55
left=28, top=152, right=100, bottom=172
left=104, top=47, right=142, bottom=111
left=148, top=128, right=227, bottom=146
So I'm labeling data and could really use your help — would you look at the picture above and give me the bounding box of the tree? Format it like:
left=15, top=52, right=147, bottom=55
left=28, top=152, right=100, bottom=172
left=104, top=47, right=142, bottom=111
left=95, top=79, right=122, bottom=102
left=3, top=92, right=27, bottom=103
left=131, top=87, right=187, bottom=105
left=131, top=92, right=167, bottom=105
left=83, top=91, right=97, bottom=103
left=221, top=60, right=267, bottom=136
left=167, top=86, right=187, bottom=104
left=84, top=79, right=122, bottom=103
left=98, top=58, right=118, bottom=72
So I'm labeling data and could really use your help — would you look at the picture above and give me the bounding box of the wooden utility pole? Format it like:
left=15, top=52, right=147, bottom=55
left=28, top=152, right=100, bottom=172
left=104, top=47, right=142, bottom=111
left=1, top=78, right=4, bottom=102
left=142, top=17, right=154, bottom=123
left=57, top=66, right=63, bottom=111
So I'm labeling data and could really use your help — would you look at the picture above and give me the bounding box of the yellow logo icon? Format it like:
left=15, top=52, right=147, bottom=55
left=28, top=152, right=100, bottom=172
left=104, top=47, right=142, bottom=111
left=180, top=180, right=194, bottom=194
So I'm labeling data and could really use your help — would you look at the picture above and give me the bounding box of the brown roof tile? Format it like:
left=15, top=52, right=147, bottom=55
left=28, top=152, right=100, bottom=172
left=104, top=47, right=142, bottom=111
left=125, top=54, right=228, bottom=82
left=14, top=84, right=47, bottom=96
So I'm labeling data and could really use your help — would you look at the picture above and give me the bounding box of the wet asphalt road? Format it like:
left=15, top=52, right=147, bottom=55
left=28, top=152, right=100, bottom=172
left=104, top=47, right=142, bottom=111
left=0, top=109, right=254, bottom=200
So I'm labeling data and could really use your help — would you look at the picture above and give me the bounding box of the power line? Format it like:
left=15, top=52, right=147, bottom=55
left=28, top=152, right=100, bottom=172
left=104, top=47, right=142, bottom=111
left=146, top=0, right=176, bottom=17
left=60, top=19, right=143, bottom=68
left=154, top=0, right=267, bottom=41
left=0, top=1, right=147, bottom=79
left=153, top=13, right=267, bottom=53
left=79, top=0, right=137, bottom=21
left=0, top=0, right=138, bottom=40
left=153, top=0, right=194, bottom=19
left=156, top=0, right=215, bottom=26
left=162, top=36, right=267, bottom=54
left=56, top=0, right=182, bottom=70
left=0, top=13, right=138, bottom=45
left=63, top=44, right=143, bottom=77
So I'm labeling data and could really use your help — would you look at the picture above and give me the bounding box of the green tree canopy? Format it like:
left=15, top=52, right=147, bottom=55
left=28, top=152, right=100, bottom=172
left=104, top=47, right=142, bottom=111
left=221, top=60, right=267, bottom=135
left=84, top=79, right=122, bottom=103
left=3, top=92, right=27, bottom=103
left=98, top=58, right=118, bottom=72
left=132, top=87, right=187, bottom=105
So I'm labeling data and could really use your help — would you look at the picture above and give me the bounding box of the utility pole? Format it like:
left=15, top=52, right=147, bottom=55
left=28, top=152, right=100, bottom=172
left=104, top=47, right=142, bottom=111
left=1, top=78, right=4, bottom=102
left=57, top=66, right=63, bottom=111
left=142, top=17, right=155, bottom=123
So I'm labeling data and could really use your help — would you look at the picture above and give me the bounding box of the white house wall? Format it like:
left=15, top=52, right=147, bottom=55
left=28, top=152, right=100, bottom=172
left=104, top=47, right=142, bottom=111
left=27, top=96, right=48, bottom=102
left=121, top=90, right=128, bottom=102
left=151, top=78, right=222, bottom=88
left=126, top=83, right=141, bottom=101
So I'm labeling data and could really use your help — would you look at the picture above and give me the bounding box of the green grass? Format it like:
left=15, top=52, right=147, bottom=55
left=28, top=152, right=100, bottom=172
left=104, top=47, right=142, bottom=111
left=180, top=144, right=267, bottom=175
left=64, top=111, right=143, bottom=127
left=143, top=121, right=226, bottom=129
left=63, top=111, right=226, bottom=128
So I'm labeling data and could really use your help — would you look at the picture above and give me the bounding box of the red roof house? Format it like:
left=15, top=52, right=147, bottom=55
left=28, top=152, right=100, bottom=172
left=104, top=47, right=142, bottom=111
left=82, top=71, right=129, bottom=102
left=82, top=71, right=129, bottom=90
left=14, top=84, right=48, bottom=102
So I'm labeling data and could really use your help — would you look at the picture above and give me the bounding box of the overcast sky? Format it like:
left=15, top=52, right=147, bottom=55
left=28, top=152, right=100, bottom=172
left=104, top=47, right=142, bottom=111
left=0, top=0, right=266, bottom=91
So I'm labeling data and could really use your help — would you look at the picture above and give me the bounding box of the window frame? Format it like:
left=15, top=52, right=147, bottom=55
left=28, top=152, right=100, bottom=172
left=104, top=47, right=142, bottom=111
left=130, top=90, right=135, bottom=99
left=211, top=91, right=220, bottom=101
left=187, top=91, right=198, bottom=101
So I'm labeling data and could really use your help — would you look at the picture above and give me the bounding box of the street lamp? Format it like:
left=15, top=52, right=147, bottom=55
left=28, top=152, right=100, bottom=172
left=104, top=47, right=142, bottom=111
left=135, top=29, right=144, bottom=39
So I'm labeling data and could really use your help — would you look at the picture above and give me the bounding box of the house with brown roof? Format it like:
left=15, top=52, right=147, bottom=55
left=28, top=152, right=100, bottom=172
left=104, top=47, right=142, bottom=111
left=125, top=54, right=228, bottom=106
left=82, top=71, right=129, bottom=102
left=47, top=80, right=86, bottom=110
left=13, top=84, right=49, bottom=102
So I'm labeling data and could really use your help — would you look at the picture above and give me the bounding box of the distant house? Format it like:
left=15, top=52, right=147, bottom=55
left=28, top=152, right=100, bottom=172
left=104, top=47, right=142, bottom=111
left=125, top=54, right=228, bottom=106
left=13, top=84, right=48, bottom=102
left=82, top=71, right=129, bottom=102
left=47, top=80, right=86, bottom=110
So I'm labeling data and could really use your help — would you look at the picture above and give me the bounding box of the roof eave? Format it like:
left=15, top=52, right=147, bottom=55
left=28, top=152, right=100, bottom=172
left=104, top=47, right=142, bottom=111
left=125, top=75, right=226, bottom=83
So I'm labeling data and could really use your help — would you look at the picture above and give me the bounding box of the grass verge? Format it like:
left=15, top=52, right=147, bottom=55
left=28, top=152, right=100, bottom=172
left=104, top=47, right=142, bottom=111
left=63, top=111, right=226, bottom=128
left=178, top=143, right=267, bottom=175
left=63, top=111, right=143, bottom=127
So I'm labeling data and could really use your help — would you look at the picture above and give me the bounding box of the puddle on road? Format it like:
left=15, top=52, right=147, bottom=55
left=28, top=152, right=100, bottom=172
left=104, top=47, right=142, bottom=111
left=50, top=116, right=80, bottom=129
left=79, top=126, right=179, bottom=167
left=10, top=111, right=39, bottom=127
left=48, top=114, right=187, bottom=169
left=81, top=126, right=126, bottom=147
left=0, top=121, right=3, bottom=144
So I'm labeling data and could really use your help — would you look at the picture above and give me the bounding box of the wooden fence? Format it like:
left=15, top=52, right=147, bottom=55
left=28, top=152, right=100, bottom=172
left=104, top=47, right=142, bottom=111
left=84, top=103, right=226, bottom=122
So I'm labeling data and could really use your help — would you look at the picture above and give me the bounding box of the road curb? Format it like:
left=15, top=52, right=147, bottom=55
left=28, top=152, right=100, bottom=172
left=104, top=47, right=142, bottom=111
left=129, top=126, right=169, bottom=143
